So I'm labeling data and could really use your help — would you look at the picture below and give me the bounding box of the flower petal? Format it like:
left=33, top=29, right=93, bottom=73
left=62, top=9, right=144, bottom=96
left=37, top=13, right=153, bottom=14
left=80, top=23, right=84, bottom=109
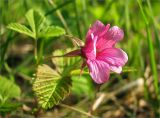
left=107, top=26, right=124, bottom=42
left=86, top=20, right=110, bottom=44
left=82, top=34, right=97, bottom=60
left=110, top=66, right=122, bottom=73
left=87, top=60, right=110, bottom=84
left=96, top=26, right=124, bottom=51
left=97, top=48, right=128, bottom=67
left=86, top=20, right=105, bottom=39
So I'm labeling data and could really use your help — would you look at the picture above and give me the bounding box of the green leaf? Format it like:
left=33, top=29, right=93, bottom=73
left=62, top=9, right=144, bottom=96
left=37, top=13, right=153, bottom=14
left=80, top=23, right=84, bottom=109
left=52, top=49, right=81, bottom=75
left=0, top=76, right=21, bottom=102
left=0, top=102, right=21, bottom=113
left=25, top=9, right=45, bottom=38
left=40, top=26, right=65, bottom=38
left=71, top=75, right=95, bottom=98
left=7, top=23, right=34, bottom=38
left=25, top=9, right=35, bottom=33
left=33, top=64, right=71, bottom=109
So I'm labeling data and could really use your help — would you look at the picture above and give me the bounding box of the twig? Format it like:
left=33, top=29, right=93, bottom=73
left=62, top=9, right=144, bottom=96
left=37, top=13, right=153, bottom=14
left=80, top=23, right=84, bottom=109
left=59, top=103, right=99, bottom=118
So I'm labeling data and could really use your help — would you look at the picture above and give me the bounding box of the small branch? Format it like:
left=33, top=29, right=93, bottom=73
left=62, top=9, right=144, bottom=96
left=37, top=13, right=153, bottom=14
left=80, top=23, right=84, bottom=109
left=59, top=103, right=99, bottom=118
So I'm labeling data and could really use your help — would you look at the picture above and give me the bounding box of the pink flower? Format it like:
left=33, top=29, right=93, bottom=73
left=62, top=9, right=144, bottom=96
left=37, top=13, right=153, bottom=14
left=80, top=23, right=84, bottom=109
left=81, top=20, right=128, bottom=84
left=63, top=20, right=128, bottom=84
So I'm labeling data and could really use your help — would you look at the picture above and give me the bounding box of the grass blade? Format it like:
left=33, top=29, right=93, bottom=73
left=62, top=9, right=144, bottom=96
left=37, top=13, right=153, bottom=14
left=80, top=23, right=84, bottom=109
left=137, top=0, right=158, bottom=96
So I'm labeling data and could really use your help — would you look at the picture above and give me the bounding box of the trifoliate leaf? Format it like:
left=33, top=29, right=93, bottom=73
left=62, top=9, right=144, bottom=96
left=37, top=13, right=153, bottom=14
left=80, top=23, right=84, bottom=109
left=25, top=9, right=45, bottom=37
left=7, top=23, right=34, bottom=38
left=40, top=26, right=65, bottom=38
left=33, top=64, right=71, bottom=109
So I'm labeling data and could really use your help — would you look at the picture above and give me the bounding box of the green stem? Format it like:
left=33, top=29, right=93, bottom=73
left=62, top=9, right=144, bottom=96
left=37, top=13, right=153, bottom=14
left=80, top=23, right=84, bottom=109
left=38, top=38, right=44, bottom=64
left=34, top=39, right=38, bottom=64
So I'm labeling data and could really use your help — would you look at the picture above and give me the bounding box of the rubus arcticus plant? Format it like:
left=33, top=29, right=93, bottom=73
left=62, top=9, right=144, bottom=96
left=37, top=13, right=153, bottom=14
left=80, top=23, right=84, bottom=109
left=33, top=20, right=128, bottom=109
left=8, top=9, right=128, bottom=109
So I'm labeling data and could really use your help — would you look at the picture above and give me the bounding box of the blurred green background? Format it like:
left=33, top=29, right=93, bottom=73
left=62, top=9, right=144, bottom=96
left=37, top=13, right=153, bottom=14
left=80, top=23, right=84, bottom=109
left=0, top=0, right=160, bottom=117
